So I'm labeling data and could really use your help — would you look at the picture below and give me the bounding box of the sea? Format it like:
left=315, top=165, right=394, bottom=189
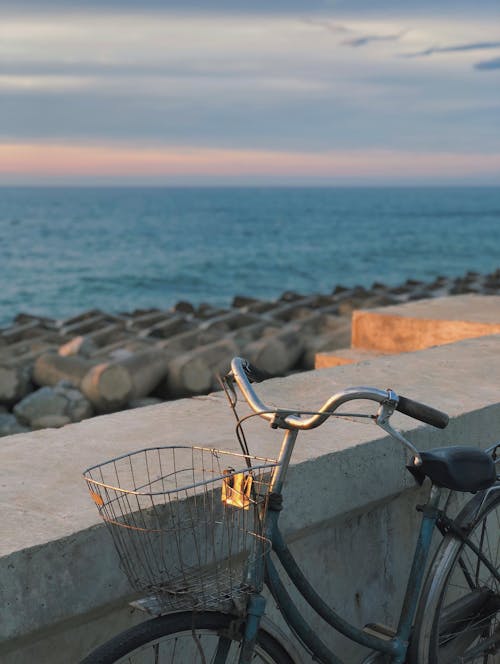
left=1, top=186, right=499, bottom=325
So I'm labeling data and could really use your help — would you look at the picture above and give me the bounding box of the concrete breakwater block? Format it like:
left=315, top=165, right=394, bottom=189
left=1, top=270, right=499, bottom=436
left=352, top=294, right=500, bottom=353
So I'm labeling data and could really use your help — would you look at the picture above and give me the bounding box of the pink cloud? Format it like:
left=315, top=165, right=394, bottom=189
left=2, top=142, right=500, bottom=180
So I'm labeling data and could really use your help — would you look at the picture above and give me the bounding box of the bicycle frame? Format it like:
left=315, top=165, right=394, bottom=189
left=238, top=428, right=445, bottom=664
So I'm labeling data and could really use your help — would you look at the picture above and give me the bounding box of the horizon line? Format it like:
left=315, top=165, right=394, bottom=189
left=1, top=182, right=499, bottom=189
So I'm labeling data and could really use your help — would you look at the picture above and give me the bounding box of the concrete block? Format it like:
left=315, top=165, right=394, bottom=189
left=352, top=294, right=500, bottom=353
left=1, top=335, right=500, bottom=661
left=315, top=347, right=392, bottom=369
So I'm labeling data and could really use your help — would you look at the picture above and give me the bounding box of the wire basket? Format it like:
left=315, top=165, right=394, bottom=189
left=84, top=446, right=279, bottom=611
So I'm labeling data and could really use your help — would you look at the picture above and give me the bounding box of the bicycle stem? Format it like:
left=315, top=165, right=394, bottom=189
left=269, top=428, right=298, bottom=494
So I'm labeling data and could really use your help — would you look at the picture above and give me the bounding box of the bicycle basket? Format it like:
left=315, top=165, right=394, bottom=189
left=83, top=446, right=278, bottom=611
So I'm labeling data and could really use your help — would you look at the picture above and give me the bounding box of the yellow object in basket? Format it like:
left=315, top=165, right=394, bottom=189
left=222, top=468, right=253, bottom=509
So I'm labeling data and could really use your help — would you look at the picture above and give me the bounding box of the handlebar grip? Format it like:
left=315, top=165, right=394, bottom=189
left=241, top=360, right=272, bottom=383
left=396, top=395, right=449, bottom=429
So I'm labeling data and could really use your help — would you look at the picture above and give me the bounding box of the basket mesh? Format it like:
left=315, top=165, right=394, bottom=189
left=84, top=446, right=278, bottom=611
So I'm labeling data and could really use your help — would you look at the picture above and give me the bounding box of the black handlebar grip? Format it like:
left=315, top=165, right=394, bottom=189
left=396, top=395, right=449, bottom=429
left=241, top=360, right=272, bottom=383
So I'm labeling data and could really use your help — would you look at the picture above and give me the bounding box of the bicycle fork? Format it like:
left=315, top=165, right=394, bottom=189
left=236, top=594, right=267, bottom=664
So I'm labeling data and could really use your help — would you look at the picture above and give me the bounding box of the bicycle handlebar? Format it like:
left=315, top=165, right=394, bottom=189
left=395, top=395, right=449, bottom=429
left=229, top=357, right=449, bottom=431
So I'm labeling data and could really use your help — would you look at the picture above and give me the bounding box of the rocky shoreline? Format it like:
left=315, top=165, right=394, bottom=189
left=1, top=268, right=499, bottom=437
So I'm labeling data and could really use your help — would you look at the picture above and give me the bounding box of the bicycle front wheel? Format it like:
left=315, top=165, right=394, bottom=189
left=80, top=610, right=296, bottom=663
left=411, top=488, right=500, bottom=663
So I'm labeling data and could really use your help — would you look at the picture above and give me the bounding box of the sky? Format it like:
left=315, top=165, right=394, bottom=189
left=1, top=0, right=500, bottom=185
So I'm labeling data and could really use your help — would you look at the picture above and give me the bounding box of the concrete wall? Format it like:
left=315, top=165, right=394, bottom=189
left=1, top=335, right=500, bottom=663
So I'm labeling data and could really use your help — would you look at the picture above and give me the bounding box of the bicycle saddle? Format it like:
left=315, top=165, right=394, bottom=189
left=407, top=446, right=497, bottom=492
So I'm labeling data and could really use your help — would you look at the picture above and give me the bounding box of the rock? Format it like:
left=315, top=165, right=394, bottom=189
left=388, top=284, right=412, bottom=295
left=13, top=383, right=93, bottom=426
left=31, top=415, right=71, bottom=429
left=279, top=291, right=303, bottom=302
left=14, top=387, right=69, bottom=426
left=277, top=306, right=314, bottom=322
left=0, top=364, right=33, bottom=406
left=450, top=281, right=477, bottom=296
left=484, top=274, right=500, bottom=290
left=407, top=289, right=433, bottom=301
left=426, top=275, right=451, bottom=292
left=0, top=413, right=30, bottom=437
left=308, top=294, right=337, bottom=308
left=232, top=295, right=260, bottom=308
left=53, top=382, right=93, bottom=421
left=173, top=300, right=195, bottom=314
left=196, top=303, right=227, bottom=319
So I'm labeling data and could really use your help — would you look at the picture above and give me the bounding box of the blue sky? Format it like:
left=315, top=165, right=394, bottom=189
left=1, top=0, right=499, bottom=184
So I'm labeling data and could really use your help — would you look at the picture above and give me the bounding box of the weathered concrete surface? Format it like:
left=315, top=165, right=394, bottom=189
left=1, top=335, right=500, bottom=662
left=352, top=294, right=500, bottom=353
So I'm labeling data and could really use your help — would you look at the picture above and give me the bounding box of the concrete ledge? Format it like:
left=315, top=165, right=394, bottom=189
left=2, top=335, right=500, bottom=662
left=315, top=347, right=392, bottom=369
left=352, top=294, right=500, bottom=353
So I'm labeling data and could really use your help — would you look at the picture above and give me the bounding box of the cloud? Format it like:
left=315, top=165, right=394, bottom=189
left=475, top=56, right=500, bottom=70
left=302, top=19, right=406, bottom=49
left=0, top=0, right=338, bottom=14
left=403, top=40, right=500, bottom=58
left=3, top=142, right=500, bottom=184
left=342, top=32, right=406, bottom=48
left=1, top=8, right=499, bottom=180
left=300, top=17, right=351, bottom=35
left=1, top=0, right=497, bottom=15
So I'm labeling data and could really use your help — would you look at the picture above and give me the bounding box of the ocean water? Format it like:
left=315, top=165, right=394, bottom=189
left=1, top=186, right=499, bottom=325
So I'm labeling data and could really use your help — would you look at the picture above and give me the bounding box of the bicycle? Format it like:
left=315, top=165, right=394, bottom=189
left=82, top=356, right=500, bottom=663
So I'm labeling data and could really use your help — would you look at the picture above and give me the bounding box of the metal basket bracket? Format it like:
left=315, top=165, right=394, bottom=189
left=222, top=468, right=253, bottom=510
